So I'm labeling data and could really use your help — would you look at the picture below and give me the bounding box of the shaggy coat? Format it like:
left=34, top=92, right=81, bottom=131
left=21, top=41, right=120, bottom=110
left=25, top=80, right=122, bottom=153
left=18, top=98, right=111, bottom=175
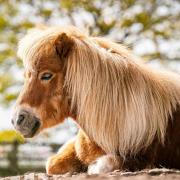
left=14, top=26, right=180, bottom=174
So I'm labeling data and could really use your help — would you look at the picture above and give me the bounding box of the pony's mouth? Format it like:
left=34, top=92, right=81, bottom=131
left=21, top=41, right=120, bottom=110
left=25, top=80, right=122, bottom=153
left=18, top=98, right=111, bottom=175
left=17, top=121, right=41, bottom=138
left=23, top=120, right=41, bottom=138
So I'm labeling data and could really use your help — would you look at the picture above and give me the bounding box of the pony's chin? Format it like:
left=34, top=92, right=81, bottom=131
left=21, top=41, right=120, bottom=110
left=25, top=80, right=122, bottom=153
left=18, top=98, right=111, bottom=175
left=23, top=130, right=39, bottom=138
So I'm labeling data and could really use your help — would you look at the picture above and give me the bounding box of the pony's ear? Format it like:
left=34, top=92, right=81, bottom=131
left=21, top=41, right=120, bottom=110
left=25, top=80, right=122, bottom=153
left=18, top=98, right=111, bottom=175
left=55, top=33, right=74, bottom=59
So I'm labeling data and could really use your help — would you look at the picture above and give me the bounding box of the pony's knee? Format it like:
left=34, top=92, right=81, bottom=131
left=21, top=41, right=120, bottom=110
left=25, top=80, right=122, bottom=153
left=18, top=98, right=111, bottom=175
left=46, top=154, right=84, bottom=175
left=88, top=154, right=120, bottom=174
left=46, top=155, right=66, bottom=175
left=46, top=156, right=59, bottom=175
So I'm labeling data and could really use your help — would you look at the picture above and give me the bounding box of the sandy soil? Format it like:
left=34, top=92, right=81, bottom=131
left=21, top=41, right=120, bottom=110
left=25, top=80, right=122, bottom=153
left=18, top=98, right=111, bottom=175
left=1, top=168, right=180, bottom=180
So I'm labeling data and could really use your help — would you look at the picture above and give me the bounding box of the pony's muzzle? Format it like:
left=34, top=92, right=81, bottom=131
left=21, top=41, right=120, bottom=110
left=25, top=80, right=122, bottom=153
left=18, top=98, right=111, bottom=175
left=12, top=108, right=41, bottom=138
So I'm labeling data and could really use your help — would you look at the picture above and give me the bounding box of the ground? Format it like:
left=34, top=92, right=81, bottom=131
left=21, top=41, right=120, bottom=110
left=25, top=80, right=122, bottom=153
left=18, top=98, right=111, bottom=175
left=1, top=169, right=180, bottom=180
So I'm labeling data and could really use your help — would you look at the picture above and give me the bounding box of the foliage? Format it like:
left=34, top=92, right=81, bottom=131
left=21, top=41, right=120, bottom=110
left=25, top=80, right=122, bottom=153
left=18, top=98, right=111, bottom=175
left=0, top=130, right=24, bottom=143
left=0, top=0, right=179, bottom=105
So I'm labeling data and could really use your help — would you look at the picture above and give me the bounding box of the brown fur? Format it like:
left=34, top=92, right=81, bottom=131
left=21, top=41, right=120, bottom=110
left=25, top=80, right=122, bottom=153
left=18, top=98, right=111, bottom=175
left=15, top=26, right=180, bottom=174
left=46, top=137, right=83, bottom=174
left=75, top=130, right=105, bottom=165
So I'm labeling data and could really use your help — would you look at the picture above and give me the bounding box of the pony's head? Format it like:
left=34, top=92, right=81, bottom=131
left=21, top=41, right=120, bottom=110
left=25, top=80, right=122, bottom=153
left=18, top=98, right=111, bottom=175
left=12, top=26, right=81, bottom=137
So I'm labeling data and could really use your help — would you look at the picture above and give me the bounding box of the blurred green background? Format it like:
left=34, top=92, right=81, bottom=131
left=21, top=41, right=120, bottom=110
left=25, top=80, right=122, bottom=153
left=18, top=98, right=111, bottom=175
left=0, top=0, right=179, bottom=177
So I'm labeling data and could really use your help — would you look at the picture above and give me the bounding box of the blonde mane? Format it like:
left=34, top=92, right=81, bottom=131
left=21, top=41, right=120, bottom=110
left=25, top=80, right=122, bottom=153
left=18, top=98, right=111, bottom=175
left=18, top=26, right=180, bottom=157
left=64, top=29, right=180, bottom=156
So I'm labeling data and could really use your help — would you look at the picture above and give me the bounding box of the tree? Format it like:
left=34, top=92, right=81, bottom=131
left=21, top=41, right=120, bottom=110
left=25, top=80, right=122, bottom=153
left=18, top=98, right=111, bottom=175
left=0, top=0, right=179, bottom=105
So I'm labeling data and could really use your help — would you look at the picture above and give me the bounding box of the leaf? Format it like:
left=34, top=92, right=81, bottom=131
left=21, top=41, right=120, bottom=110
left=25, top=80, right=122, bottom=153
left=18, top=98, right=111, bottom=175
left=0, top=130, right=25, bottom=143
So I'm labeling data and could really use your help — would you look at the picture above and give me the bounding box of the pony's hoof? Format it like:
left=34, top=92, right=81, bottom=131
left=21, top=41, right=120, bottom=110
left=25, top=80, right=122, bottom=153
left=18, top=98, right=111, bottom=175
left=88, top=155, right=119, bottom=174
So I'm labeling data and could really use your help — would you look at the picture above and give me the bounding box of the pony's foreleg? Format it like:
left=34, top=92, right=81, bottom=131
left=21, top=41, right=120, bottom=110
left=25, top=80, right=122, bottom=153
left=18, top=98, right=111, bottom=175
left=87, top=154, right=122, bottom=174
left=75, top=129, right=122, bottom=174
left=46, top=129, right=122, bottom=175
left=75, top=129, right=105, bottom=165
left=46, top=138, right=85, bottom=175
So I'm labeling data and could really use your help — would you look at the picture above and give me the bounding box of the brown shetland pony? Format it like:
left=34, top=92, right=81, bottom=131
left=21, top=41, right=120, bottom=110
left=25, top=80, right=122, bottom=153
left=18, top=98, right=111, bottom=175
left=12, top=26, right=180, bottom=174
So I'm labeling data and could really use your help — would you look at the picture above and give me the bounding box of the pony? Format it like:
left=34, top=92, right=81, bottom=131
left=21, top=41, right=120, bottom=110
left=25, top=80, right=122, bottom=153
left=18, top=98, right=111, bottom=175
left=12, top=25, right=180, bottom=174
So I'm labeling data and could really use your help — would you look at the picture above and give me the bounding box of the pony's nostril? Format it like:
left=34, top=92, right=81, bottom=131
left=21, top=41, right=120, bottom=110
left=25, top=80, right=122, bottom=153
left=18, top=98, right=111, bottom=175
left=17, top=114, right=25, bottom=125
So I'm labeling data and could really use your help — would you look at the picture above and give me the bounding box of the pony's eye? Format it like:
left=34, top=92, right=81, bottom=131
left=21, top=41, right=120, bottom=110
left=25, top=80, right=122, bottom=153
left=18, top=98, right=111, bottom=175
left=40, top=73, right=53, bottom=81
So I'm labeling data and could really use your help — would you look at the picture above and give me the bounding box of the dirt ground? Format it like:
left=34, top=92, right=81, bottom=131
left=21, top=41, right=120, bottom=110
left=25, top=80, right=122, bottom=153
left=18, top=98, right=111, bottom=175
left=1, top=168, right=180, bottom=180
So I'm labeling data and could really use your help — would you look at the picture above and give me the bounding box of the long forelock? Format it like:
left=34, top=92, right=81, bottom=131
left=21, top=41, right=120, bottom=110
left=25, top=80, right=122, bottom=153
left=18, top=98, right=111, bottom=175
left=17, top=26, right=87, bottom=69
left=17, top=33, right=54, bottom=70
